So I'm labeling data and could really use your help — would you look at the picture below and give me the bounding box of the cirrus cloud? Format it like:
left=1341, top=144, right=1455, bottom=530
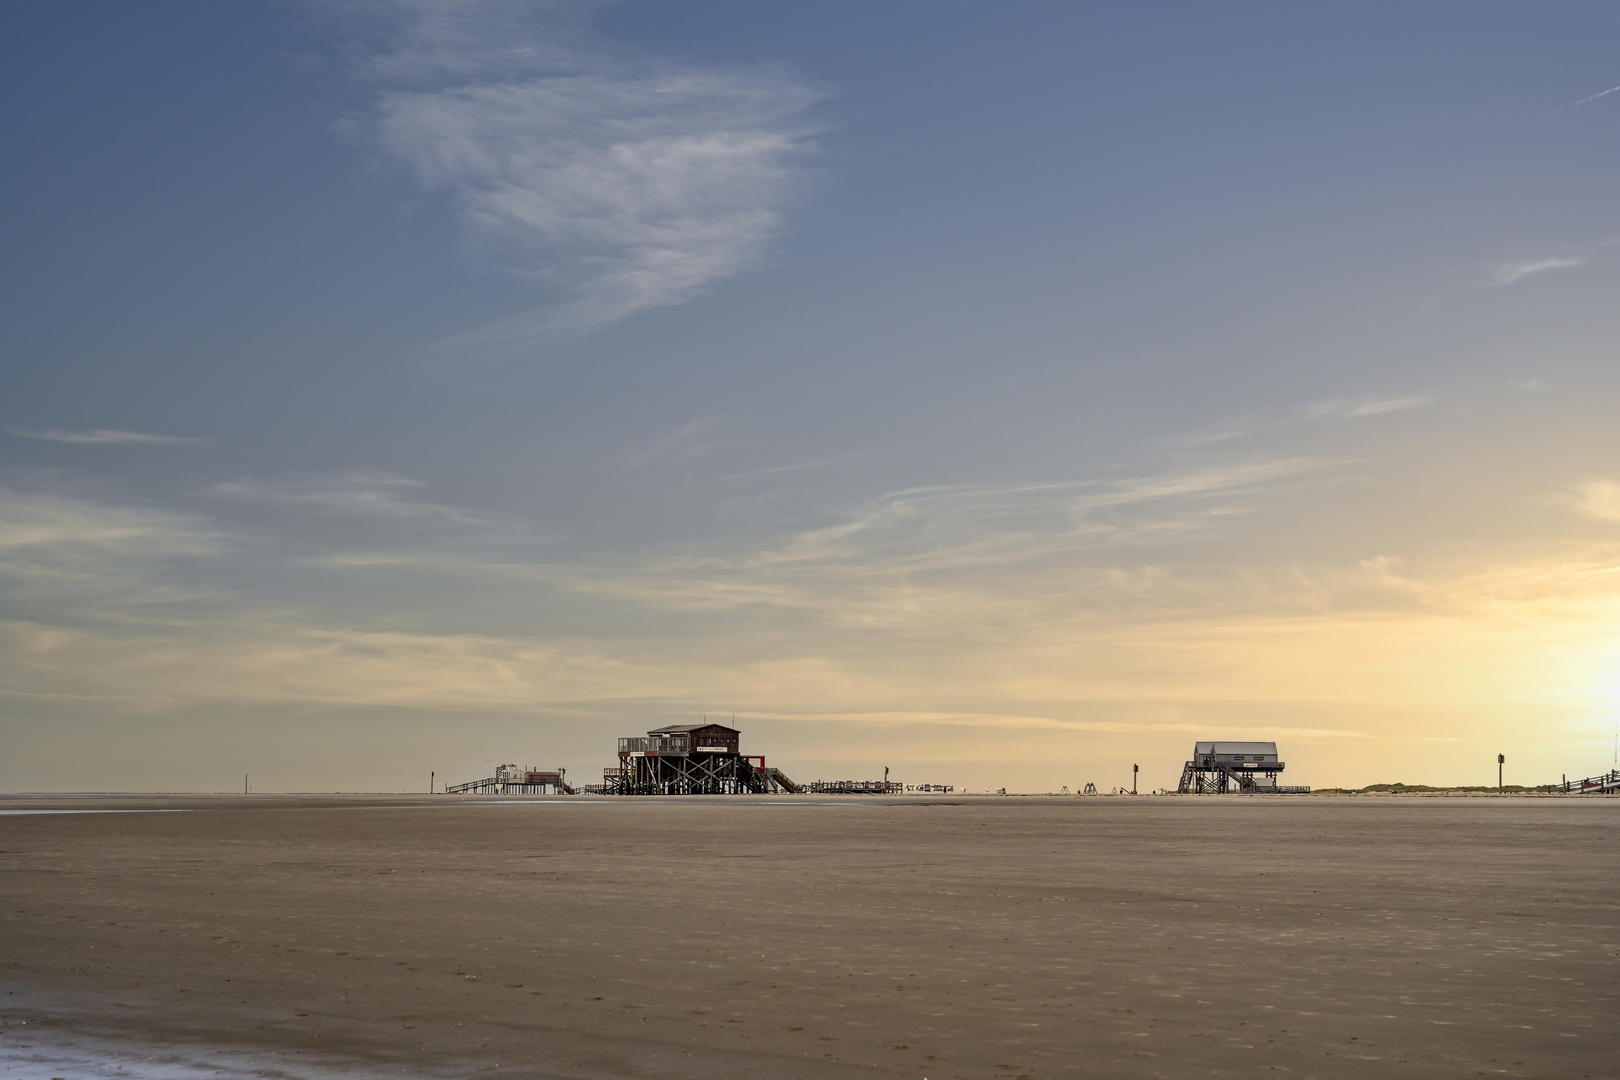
left=7, top=427, right=199, bottom=445
left=1566, top=479, right=1620, bottom=523
left=346, top=1, right=827, bottom=357
left=1491, top=257, right=1585, bottom=286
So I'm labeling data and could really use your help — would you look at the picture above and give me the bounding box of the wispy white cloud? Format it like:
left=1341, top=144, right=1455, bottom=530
left=1301, top=394, right=1427, bottom=420
left=0, top=488, right=219, bottom=555
left=1348, top=396, right=1425, bottom=417
left=0, top=487, right=227, bottom=616
left=346, top=0, right=594, bottom=85
left=1176, top=394, right=1426, bottom=448
left=1566, top=479, right=1620, bottom=523
left=212, top=470, right=488, bottom=525
left=5, top=464, right=1617, bottom=790
left=1558, top=82, right=1620, bottom=111
left=562, top=457, right=1336, bottom=625
left=345, top=1, right=826, bottom=355
left=744, top=708, right=1373, bottom=740
left=7, top=427, right=199, bottom=445
left=626, top=416, right=736, bottom=468
left=1491, top=257, right=1585, bottom=286
left=717, top=450, right=888, bottom=482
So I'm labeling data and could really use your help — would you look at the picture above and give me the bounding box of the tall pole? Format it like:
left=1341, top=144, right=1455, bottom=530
left=1498, top=753, right=1504, bottom=793
left=244, top=773, right=248, bottom=795
left=1132, top=764, right=1138, bottom=795
left=431, top=770, right=434, bottom=795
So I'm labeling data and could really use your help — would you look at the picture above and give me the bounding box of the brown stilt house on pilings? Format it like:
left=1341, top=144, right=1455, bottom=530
left=602, top=721, right=800, bottom=795
left=650, top=722, right=740, bottom=755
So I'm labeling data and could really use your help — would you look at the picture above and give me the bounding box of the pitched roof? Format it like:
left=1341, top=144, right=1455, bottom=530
left=647, top=722, right=739, bottom=736
left=1194, top=741, right=1278, bottom=755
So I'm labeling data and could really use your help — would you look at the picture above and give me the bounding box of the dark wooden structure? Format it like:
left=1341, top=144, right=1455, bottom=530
left=446, top=764, right=576, bottom=795
left=1178, top=741, right=1309, bottom=794
left=648, top=722, right=740, bottom=755
left=603, top=722, right=800, bottom=795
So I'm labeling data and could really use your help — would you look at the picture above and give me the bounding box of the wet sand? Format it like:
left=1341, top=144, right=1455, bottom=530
left=1, top=794, right=1615, bottom=1079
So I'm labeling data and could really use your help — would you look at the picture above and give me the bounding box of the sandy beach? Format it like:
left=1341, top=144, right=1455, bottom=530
left=2, top=794, right=1615, bottom=1079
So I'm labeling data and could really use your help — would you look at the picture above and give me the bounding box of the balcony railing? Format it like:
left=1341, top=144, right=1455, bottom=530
left=618, top=736, right=690, bottom=754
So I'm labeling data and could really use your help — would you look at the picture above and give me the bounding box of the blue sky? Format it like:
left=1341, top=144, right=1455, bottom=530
left=4, top=1, right=1620, bottom=792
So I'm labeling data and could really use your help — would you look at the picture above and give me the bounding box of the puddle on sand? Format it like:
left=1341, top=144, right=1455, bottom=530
left=1, top=1028, right=419, bottom=1080
left=0, top=810, right=195, bottom=816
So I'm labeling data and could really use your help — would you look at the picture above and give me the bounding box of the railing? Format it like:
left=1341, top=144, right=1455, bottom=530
left=446, top=773, right=577, bottom=795
left=1179, top=759, right=1307, bottom=794
left=764, top=767, right=802, bottom=793
left=617, top=736, right=689, bottom=754
left=1196, top=758, right=1285, bottom=771
left=1563, top=769, right=1620, bottom=793
left=805, top=780, right=904, bottom=794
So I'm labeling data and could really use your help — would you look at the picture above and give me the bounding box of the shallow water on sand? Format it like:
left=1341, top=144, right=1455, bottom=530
left=0, top=810, right=193, bottom=816
left=1, top=1027, right=405, bottom=1080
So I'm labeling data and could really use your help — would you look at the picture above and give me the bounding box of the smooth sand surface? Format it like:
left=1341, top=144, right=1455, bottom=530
left=1, top=793, right=1615, bottom=1079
